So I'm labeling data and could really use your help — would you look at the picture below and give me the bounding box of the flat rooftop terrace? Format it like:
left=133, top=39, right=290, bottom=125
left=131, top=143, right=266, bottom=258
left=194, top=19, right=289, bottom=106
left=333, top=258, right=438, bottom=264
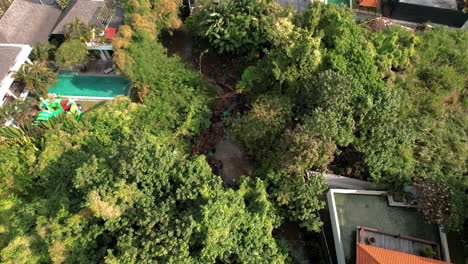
left=399, top=0, right=458, bottom=10
left=329, top=191, right=442, bottom=263
left=358, top=226, right=442, bottom=260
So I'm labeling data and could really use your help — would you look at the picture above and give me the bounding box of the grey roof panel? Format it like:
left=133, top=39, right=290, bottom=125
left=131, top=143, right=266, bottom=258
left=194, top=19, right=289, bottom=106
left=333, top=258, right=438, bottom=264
left=0, top=46, right=22, bottom=84
left=0, top=0, right=62, bottom=45
left=51, top=0, right=105, bottom=34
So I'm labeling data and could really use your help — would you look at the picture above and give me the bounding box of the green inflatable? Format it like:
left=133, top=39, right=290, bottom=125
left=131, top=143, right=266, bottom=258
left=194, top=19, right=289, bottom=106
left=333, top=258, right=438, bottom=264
left=35, top=97, right=83, bottom=123
left=35, top=110, right=54, bottom=122
left=38, top=98, right=51, bottom=110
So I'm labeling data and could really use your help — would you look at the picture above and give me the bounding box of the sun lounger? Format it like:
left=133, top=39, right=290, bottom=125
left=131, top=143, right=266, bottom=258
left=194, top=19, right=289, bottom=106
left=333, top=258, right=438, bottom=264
left=104, top=67, right=114, bottom=74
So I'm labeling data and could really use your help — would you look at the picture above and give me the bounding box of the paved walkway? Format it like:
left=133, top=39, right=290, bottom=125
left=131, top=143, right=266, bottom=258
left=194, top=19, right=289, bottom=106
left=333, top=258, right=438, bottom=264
left=312, top=172, right=387, bottom=190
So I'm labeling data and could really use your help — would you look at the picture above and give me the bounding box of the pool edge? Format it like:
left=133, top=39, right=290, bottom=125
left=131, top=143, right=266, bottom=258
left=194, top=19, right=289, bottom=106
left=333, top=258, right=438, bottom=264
left=47, top=95, right=115, bottom=101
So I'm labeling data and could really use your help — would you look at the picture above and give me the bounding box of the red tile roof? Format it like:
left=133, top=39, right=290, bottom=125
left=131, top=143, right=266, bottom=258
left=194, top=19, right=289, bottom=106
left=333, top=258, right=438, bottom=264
left=356, top=243, right=451, bottom=264
left=359, top=0, right=380, bottom=7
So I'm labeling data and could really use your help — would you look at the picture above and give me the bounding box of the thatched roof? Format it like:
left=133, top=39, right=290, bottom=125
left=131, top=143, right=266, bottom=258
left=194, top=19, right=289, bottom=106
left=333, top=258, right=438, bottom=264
left=0, top=46, right=21, bottom=83
left=51, top=0, right=105, bottom=34
left=0, top=0, right=61, bottom=45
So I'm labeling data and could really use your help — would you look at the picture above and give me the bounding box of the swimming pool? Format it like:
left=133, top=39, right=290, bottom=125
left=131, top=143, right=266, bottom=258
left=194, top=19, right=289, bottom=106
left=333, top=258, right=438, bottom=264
left=48, top=71, right=131, bottom=99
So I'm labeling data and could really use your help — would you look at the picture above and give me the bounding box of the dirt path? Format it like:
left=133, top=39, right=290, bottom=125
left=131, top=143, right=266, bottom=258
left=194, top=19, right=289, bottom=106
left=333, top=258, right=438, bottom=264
left=161, top=28, right=196, bottom=67
left=275, top=223, right=315, bottom=264
left=212, top=139, right=255, bottom=187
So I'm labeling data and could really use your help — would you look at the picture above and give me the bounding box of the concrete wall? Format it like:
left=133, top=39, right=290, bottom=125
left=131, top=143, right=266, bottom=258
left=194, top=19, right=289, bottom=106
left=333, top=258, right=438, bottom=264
left=276, top=0, right=316, bottom=11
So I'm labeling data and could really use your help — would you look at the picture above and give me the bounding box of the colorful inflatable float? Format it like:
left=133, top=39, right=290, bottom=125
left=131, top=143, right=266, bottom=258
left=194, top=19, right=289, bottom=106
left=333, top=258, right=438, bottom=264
left=35, top=97, right=83, bottom=123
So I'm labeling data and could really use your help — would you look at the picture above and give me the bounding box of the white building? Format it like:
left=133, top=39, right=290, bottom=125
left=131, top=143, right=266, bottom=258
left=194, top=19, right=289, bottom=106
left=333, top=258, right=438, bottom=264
left=0, top=0, right=61, bottom=105
left=0, top=44, right=32, bottom=106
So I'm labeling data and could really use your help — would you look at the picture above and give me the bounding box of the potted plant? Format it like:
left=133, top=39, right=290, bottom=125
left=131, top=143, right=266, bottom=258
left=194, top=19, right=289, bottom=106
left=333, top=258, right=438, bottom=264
left=367, top=236, right=376, bottom=244
left=421, top=246, right=436, bottom=258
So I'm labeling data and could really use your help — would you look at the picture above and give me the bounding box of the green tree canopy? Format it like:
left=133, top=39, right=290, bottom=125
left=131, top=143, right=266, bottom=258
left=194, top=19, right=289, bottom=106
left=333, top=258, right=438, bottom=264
left=187, top=0, right=276, bottom=54
left=0, top=99, right=288, bottom=263
left=56, top=39, right=89, bottom=70
left=228, top=2, right=466, bottom=231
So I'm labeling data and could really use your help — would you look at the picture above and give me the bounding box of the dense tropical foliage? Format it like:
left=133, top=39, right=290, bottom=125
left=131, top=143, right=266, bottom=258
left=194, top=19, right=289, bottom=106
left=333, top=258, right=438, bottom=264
left=187, top=0, right=277, bottom=54
left=64, top=18, right=93, bottom=41
left=12, top=61, right=56, bottom=97
left=1, top=0, right=466, bottom=263
left=30, top=43, right=56, bottom=62
left=55, top=39, right=89, bottom=70
left=227, top=3, right=467, bottom=231
left=0, top=98, right=287, bottom=262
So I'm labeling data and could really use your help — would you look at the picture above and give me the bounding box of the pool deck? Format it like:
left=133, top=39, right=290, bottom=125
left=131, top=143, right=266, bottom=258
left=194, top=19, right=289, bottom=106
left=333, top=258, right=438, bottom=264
left=59, top=95, right=115, bottom=101
left=81, top=59, right=116, bottom=76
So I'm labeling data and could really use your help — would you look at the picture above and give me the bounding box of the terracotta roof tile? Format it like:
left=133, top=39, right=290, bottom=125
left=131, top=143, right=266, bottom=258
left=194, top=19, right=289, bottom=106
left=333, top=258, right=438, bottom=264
left=356, top=243, right=451, bottom=264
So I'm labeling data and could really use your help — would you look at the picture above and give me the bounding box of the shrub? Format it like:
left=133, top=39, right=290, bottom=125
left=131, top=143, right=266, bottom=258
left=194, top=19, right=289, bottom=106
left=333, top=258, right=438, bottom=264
left=230, top=93, right=293, bottom=163
left=187, top=0, right=276, bottom=54
left=56, top=0, right=70, bottom=9
left=30, top=43, right=56, bottom=62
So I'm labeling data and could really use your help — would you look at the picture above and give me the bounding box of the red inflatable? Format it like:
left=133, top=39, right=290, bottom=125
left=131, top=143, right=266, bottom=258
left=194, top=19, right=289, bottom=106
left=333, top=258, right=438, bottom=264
left=60, top=100, right=71, bottom=111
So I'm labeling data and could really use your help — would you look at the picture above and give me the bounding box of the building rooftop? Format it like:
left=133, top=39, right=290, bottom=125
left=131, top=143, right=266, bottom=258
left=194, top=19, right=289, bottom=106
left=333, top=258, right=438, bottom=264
left=399, top=0, right=458, bottom=10
left=389, top=2, right=468, bottom=27
left=51, top=0, right=124, bottom=35
left=51, top=0, right=105, bottom=34
left=357, top=226, right=442, bottom=260
left=357, top=243, right=450, bottom=264
left=0, top=0, right=61, bottom=45
left=0, top=46, right=21, bottom=79
left=0, top=44, right=32, bottom=106
left=276, top=0, right=311, bottom=11
left=327, top=190, right=448, bottom=264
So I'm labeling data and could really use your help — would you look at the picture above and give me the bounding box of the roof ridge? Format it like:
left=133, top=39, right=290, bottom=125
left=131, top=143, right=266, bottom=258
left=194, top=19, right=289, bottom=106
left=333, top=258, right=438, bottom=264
left=50, top=0, right=78, bottom=34
left=357, top=243, right=381, bottom=264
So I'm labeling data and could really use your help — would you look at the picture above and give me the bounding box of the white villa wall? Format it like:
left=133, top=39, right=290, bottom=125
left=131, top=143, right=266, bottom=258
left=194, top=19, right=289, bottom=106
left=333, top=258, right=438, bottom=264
left=0, top=44, right=32, bottom=107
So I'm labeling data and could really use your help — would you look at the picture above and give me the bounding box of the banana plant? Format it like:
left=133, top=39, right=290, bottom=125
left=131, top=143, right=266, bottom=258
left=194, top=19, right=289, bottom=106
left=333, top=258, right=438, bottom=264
left=36, top=113, right=83, bottom=133
left=189, top=0, right=273, bottom=55
left=0, top=124, right=40, bottom=151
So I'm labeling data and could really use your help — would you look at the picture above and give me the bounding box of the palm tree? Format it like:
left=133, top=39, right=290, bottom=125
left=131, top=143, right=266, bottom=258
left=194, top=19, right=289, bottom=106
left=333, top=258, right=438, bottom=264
left=64, top=17, right=92, bottom=41
left=12, top=61, right=57, bottom=97
left=30, top=43, right=55, bottom=62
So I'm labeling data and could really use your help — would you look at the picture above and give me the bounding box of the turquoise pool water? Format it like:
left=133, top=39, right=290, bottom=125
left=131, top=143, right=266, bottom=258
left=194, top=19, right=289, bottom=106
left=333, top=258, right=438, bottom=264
left=48, top=72, right=130, bottom=98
